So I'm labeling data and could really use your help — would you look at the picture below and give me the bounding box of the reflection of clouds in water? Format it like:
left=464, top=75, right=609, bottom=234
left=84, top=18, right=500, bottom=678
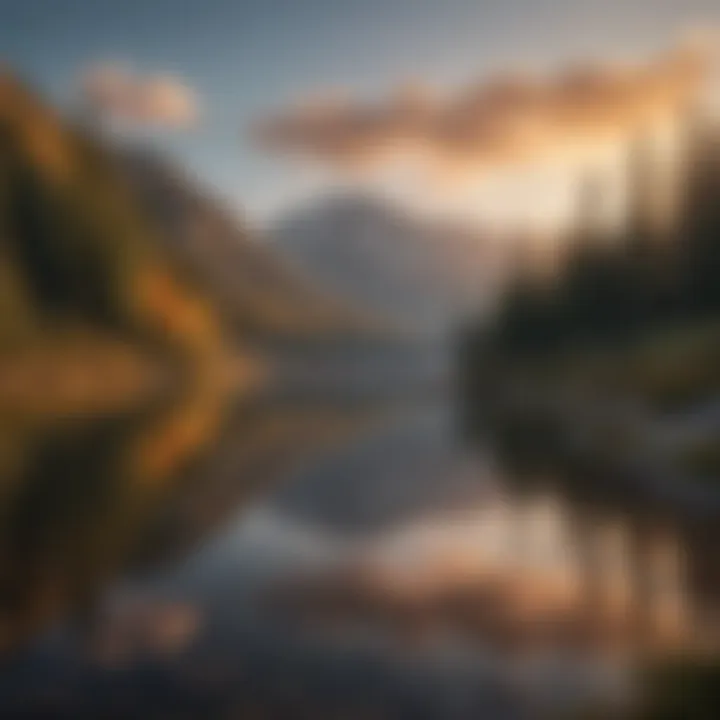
left=191, top=482, right=515, bottom=589
left=166, top=408, right=500, bottom=593
left=0, top=401, right=707, bottom=720
left=241, top=489, right=586, bottom=593
left=256, top=485, right=697, bottom=663
left=199, top=484, right=683, bottom=616
left=132, top=395, right=698, bottom=673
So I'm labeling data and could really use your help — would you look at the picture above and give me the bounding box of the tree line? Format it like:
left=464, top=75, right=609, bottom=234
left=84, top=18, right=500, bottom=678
left=483, top=113, right=720, bottom=361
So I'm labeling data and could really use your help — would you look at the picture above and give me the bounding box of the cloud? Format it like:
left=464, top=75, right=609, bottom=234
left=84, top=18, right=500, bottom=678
left=253, top=38, right=715, bottom=181
left=80, top=63, right=199, bottom=129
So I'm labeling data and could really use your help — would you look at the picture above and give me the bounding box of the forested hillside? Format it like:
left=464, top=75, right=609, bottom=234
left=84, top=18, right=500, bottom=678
left=0, top=72, right=218, bottom=356
left=465, top=112, right=720, bottom=411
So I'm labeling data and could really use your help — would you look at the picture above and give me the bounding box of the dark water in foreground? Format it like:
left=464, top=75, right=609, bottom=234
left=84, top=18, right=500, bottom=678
left=0, top=388, right=717, bottom=719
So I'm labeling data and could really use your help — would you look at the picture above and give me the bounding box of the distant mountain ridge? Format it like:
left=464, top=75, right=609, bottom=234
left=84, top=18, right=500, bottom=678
left=269, top=193, right=491, bottom=333
left=120, top=150, right=374, bottom=342
left=0, top=72, right=377, bottom=374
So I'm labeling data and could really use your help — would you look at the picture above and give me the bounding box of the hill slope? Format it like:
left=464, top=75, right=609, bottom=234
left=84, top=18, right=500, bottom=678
left=0, top=73, right=218, bottom=356
left=120, top=150, right=374, bottom=342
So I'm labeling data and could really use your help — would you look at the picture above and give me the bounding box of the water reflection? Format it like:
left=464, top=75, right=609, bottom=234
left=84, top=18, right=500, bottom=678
left=0, top=384, right=230, bottom=657
left=268, top=491, right=705, bottom=656
left=0, top=395, right=716, bottom=718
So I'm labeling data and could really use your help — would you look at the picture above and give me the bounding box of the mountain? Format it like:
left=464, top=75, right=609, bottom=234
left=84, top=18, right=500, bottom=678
left=0, top=72, right=218, bottom=356
left=269, top=194, right=491, bottom=333
left=120, top=150, right=373, bottom=343
left=0, top=70, right=377, bottom=382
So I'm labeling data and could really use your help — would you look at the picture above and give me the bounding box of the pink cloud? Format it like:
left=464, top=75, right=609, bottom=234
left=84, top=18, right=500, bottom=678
left=253, top=37, right=714, bottom=180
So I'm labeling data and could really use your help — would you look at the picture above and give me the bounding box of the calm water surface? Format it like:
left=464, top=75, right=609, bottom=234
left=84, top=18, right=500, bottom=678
left=0, top=387, right=716, bottom=719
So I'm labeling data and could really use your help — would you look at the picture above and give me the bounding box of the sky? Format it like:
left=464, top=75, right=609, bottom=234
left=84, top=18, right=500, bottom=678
left=1, top=0, right=718, bottom=226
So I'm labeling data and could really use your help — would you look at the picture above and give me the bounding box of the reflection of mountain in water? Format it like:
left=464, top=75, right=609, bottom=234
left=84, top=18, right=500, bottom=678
left=250, top=410, right=719, bottom=663
left=134, top=400, right=394, bottom=572
left=0, top=399, right=717, bottom=719
left=0, top=393, right=393, bottom=659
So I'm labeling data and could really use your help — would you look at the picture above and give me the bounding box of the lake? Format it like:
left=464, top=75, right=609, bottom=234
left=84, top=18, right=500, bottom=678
left=0, top=381, right=716, bottom=719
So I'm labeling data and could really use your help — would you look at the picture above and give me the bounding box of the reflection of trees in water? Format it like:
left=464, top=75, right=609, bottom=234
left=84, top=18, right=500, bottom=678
left=0, top=385, right=230, bottom=656
left=0, top=391, right=389, bottom=657
left=484, top=421, right=720, bottom=655
left=133, top=400, right=390, bottom=571
left=263, top=422, right=718, bottom=662
left=267, top=505, right=700, bottom=657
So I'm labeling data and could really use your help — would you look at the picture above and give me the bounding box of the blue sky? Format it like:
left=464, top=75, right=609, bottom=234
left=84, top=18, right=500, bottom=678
left=2, top=0, right=718, bottom=225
